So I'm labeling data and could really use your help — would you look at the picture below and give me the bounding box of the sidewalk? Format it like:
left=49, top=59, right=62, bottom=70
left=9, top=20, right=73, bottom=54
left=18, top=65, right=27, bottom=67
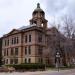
left=0, top=68, right=75, bottom=75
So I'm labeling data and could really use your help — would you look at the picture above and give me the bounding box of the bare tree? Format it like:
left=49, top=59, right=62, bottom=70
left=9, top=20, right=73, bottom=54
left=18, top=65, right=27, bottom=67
left=62, top=15, right=75, bottom=39
left=47, top=15, right=75, bottom=66
left=62, top=15, right=75, bottom=66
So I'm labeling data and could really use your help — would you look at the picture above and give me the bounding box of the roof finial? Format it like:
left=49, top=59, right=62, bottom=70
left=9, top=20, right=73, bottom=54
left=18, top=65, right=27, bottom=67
left=37, top=3, right=40, bottom=8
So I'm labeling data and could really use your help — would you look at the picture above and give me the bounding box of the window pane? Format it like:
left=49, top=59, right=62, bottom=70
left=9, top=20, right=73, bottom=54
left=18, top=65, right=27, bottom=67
left=4, top=49, right=6, bottom=56
left=15, top=48, right=18, bottom=55
left=5, top=40, right=6, bottom=46
left=29, top=35, right=31, bottom=42
left=6, top=59, right=8, bottom=64
left=25, top=35, right=27, bottom=43
left=14, top=59, right=18, bottom=64
left=38, top=34, right=42, bottom=42
left=7, top=49, right=8, bottom=56
left=38, top=58, right=43, bottom=63
left=25, top=47, right=27, bottom=55
left=28, top=58, right=31, bottom=63
left=10, top=59, right=13, bottom=64
left=38, top=58, right=40, bottom=63
left=11, top=48, right=14, bottom=55
left=16, top=37, right=19, bottom=44
left=25, top=58, right=27, bottom=63
left=40, top=58, right=43, bottom=63
left=3, top=59, right=5, bottom=64
left=38, top=46, right=43, bottom=55
left=29, top=46, right=31, bottom=54
left=14, top=37, right=16, bottom=44
left=7, top=39, right=9, bottom=46
left=12, top=38, right=14, bottom=45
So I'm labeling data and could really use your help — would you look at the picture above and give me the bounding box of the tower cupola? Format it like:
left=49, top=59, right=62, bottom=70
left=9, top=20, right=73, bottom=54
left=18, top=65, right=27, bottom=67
left=29, top=3, right=48, bottom=29
left=33, top=3, right=45, bottom=16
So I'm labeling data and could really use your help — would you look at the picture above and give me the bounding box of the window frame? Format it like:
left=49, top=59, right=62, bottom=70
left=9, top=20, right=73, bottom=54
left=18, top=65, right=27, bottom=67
left=29, top=34, right=31, bottom=42
left=25, top=47, right=27, bottom=55
left=15, top=48, right=18, bottom=55
left=25, top=35, right=27, bottom=43
left=29, top=46, right=31, bottom=54
left=28, top=58, right=31, bottom=63
left=25, top=58, right=27, bottom=63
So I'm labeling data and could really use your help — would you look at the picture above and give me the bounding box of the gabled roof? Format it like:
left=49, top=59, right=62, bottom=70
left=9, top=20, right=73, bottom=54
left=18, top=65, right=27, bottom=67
left=2, top=24, right=39, bottom=38
left=18, top=24, right=36, bottom=30
left=8, top=29, right=19, bottom=34
left=3, top=29, right=20, bottom=37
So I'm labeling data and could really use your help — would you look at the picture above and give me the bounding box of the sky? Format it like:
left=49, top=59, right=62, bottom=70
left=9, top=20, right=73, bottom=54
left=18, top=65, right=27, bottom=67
left=0, top=0, right=75, bottom=37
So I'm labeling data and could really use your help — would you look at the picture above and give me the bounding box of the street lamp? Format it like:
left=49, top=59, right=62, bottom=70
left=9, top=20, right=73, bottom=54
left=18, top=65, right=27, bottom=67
left=55, top=51, right=60, bottom=72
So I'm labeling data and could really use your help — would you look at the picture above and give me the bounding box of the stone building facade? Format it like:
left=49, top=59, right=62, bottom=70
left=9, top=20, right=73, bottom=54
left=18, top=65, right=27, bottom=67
left=2, top=3, right=48, bottom=65
left=2, top=3, right=74, bottom=66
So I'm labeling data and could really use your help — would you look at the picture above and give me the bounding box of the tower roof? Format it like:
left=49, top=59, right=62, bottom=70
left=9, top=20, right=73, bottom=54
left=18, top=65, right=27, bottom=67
left=33, top=3, right=44, bottom=14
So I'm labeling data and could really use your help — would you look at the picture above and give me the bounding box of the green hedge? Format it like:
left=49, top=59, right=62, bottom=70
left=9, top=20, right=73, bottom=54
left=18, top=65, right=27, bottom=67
left=46, top=64, right=55, bottom=68
left=6, top=63, right=45, bottom=70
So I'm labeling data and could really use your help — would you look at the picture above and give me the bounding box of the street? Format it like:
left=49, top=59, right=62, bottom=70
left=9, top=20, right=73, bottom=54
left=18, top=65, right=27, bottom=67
left=0, top=69, right=75, bottom=75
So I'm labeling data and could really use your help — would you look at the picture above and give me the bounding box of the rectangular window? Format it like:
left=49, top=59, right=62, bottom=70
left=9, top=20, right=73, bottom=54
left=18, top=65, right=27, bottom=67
left=25, top=35, right=27, bottom=43
left=40, top=58, right=43, bottom=63
left=25, top=47, right=27, bottom=55
left=7, top=39, right=9, bottom=46
left=12, top=38, right=14, bottom=45
left=7, top=49, right=8, bottom=56
left=25, top=58, right=27, bottom=63
left=4, top=49, right=6, bottom=56
left=28, top=58, right=31, bottom=63
left=29, top=35, right=31, bottom=42
left=5, top=40, right=6, bottom=46
left=10, top=59, right=13, bottom=64
left=12, top=37, right=19, bottom=44
left=6, top=59, right=8, bottom=64
left=15, top=48, right=18, bottom=55
left=14, top=37, right=16, bottom=44
left=29, top=46, right=31, bottom=54
left=3, top=59, right=5, bottom=64
left=11, top=48, right=14, bottom=55
left=38, top=58, right=43, bottom=63
left=38, top=58, right=40, bottom=63
left=14, top=59, right=18, bottom=64
left=38, top=34, right=42, bottom=42
left=16, top=37, right=19, bottom=44
left=38, top=46, right=43, bottom=55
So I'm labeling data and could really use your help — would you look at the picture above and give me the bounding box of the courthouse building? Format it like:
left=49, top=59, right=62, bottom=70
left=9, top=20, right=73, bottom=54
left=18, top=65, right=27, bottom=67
left=2, top=3, right=67, bottom=66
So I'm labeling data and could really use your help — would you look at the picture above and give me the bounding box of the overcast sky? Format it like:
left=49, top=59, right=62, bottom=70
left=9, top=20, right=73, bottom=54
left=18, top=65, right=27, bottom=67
left=0, top=0, right=75, bottom=37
